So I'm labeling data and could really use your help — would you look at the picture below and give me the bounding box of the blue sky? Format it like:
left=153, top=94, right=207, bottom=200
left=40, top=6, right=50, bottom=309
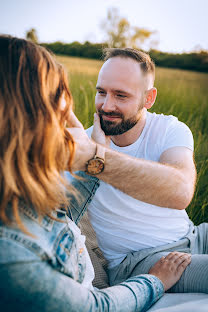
left=0, top=0, right=207, bottom=53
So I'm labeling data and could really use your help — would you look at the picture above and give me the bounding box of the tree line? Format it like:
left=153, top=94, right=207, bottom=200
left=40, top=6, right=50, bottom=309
left=41, top=41, right=208, bottom=73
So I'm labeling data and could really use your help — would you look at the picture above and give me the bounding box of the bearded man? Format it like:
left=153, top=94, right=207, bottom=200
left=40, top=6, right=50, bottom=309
left=80, top=48, right=208, bottom=293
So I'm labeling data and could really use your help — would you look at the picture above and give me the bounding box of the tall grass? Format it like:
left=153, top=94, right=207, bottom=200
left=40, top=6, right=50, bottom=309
left=57, top=55, right=208, bottom=225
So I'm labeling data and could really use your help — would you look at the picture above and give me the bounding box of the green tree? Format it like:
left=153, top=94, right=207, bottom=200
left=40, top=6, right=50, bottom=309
left=26, top=28, right=38, bottom=44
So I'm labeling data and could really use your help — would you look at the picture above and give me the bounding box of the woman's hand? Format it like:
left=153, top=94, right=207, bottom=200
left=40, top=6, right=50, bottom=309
left=149, top=252, right=191, bottom=291
left=66, top=111, right=96, bottom=172
left=91, top=113, right=111, bottom=147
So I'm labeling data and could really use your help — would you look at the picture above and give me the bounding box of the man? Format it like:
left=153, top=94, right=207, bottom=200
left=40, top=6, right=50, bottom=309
left=69, top=48, right=208, bottom=293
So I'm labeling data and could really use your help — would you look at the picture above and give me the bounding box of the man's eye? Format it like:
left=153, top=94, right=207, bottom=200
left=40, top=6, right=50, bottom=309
left=98, top=91, right=106, bottom=95
left=116, top=94, right=127, bottom=98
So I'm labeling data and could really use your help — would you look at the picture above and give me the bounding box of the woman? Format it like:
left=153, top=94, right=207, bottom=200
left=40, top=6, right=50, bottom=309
left=0, top=36, right=191, bottom=312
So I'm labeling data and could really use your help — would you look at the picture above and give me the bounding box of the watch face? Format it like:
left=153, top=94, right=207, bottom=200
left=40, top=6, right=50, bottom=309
left=86, top=158, right=104, bottom=175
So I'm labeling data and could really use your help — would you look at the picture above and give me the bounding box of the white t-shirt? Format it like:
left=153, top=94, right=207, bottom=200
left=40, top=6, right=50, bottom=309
left=86, top=112, right=194, bottom=268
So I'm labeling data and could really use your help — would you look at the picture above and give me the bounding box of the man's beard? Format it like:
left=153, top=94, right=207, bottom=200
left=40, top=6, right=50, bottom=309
left=98, top=109, right=141, bottom=136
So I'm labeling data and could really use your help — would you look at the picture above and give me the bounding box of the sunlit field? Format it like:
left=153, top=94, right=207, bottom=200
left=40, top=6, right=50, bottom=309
left=57, top=55, right=208, bottom=225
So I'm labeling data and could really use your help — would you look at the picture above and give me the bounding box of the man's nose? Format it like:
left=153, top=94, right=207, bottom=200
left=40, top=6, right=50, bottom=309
left=102, top=94, right=115, bottom=112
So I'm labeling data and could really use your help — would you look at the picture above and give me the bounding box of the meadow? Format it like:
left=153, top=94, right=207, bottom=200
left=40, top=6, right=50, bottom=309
left=57, top=55, right=208, bottom=225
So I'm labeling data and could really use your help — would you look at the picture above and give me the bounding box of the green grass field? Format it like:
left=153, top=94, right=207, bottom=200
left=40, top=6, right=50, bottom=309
left=57, top=55, right=208, bottom=225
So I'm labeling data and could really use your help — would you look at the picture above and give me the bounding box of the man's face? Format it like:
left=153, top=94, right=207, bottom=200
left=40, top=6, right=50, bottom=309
left=95, top=56, right=147, bottom=136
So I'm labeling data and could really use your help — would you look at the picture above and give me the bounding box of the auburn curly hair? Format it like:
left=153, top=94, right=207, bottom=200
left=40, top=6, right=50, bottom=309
left=0, top=36, right=76, bottom=233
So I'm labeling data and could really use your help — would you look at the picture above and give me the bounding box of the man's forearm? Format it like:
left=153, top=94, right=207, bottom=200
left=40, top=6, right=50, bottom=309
left=66, top=123, right=195, bottom=210
left=97, top=147, right=194, bottom=209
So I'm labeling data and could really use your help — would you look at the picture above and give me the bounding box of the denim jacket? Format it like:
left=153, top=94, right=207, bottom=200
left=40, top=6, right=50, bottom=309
left=0, top=171, right=164, bottom=312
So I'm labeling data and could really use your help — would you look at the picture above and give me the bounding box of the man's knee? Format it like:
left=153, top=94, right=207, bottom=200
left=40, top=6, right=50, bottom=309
left=170, top=254, right=208, bottom=293
left=131, top=253, right=208, bottom=294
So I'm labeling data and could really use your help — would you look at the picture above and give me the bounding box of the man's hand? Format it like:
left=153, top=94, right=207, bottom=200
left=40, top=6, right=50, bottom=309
left=149, top=252, right=191, bottom=291
left=91, top=113, right=111, bottom=147
left=66, top=111, right=96, bottom=171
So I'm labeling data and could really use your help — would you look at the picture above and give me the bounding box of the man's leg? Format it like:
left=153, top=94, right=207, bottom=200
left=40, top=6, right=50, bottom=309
left=109, top=223, right=208, bottom=292
left=130, top=252, right=208, bottom=293
left=130, top=223, right=208, bottom=293
left=108, top=234, right=191, bottom=286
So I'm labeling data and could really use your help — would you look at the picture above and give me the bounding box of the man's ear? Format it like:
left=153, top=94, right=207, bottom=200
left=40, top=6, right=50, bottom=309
left=144, top=87, right=157, bottom=109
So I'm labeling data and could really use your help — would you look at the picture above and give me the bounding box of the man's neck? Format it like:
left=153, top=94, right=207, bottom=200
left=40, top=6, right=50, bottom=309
left=111, top=109, right=147, bottom=147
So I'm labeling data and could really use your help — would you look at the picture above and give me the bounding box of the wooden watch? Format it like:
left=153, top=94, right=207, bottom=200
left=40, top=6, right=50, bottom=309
left=85, top=144, right=105, bottom=175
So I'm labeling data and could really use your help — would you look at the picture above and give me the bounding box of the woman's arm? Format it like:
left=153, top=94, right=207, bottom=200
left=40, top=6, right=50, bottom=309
left=0, top=261, right=163, bottom=312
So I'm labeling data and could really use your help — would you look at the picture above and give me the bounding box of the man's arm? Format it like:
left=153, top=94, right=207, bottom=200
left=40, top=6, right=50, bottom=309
left=67, top=112, right=196, bottom=210
left=98, top=146, right=196, bottom=210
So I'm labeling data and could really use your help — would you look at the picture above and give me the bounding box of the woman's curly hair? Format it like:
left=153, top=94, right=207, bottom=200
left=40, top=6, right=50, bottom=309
left=0, top=36, right=76, bottom=233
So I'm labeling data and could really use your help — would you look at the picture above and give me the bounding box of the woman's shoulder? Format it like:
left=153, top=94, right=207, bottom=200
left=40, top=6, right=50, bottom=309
left=0, top=223, right=47, bottom=264
left=0, top=209, right=87, bottom=284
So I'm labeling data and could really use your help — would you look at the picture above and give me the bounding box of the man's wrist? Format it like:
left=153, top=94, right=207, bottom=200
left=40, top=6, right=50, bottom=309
left=85, top=144, right=105, bottom=175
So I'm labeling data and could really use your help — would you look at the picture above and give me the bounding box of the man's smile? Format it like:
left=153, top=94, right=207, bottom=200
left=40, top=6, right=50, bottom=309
left=102, top=115, right=121, bottom=121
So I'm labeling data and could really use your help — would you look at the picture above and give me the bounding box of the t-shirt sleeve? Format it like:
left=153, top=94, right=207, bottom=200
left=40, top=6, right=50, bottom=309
left=161, top=119, right=194, bottom=155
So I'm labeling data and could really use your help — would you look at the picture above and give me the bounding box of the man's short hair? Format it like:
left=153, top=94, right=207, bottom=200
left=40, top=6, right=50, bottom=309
left=103, top=48, right=155, bottom=81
